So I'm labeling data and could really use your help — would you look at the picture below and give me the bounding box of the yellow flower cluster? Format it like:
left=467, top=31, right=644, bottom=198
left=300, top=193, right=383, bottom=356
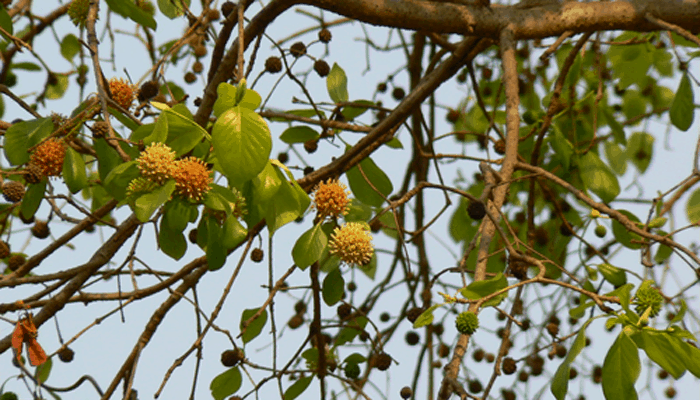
left=172, top=157, right=213, bottom=202
left=136, top=142, right=176, bottom=184
left=312, top=179, right=350, bottom=219
left=30, top=138, right=66, bottom=177
left=108, top=78, right=135, bottom=110
left=329, top=222, right=374, bottom=266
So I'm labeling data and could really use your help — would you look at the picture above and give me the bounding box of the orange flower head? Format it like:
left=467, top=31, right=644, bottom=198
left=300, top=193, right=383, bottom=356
left=109, top=78, right=135, bottom=110
left=313, top=179, right=351, bottom=218
left=329, top=222, right=374, bottom=266
left=30, top=138, right=66, bottom=177
left=172, top=157, right=213, bottom=202
left=137, top=142, right=176, bottom=184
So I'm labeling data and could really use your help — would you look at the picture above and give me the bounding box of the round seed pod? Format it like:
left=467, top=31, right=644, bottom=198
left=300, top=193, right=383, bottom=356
left=221, top=348, right=245, bottom=367
left=318, top=28, right=332, bottom=43
left=337, top=303, right=352, bottom=320
left=265, top=57, right=283, bottom=73
left=400, top=386, right=412, bottom=399
left=91, top=121, right=109, bottom=139
left=375, top=353, right=392, bottom=371
left=314, top=60, right=330, bottom=77
left=2, top=181, right=25, bottom=203
left=138, top=80, right=159, bottom=102
left=467, top=201, right=486, bottom=220
left=31, top=220, right=50, bottom=239
left=502, top=357, right=517, bottom=375
left=7, top=254, right=26, bottom=271
left=290, top=42, right=307, bottom=58
left=250, top=248, right=264, bottom=263
left=58, top=347, right=75, bottom=363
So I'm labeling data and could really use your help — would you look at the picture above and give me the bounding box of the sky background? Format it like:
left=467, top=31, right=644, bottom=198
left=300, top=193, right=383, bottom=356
left=1, top=1, right=699, bottom=399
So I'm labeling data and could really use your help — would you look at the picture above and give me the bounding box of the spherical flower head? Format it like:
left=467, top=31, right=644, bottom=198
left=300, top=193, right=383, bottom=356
left=172, top=157, right=213, bottom=202
left=633, top=280, right=663, bottom=318
left=68, top=0, right=90, bottom=28
left=30, top=138, right=66, bottom=177
left=108, top=78, right=135, bottom=110
left=313, top=179, right=351, bottom=219
left=136, top=142, right=176, bottom=184
left=455, top=311, right=479, bottom=335
left=329, top=222, right=373, bottom=266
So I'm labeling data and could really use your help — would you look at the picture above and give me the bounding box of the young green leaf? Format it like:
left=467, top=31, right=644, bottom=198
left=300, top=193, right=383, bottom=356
left=63, top=147, right=88, bottom=194
left=240, top=308, right=268, bottom=344
left=212, top=107, right=272, bottom=186
left=579, top=151, right=620, bottom=204
left=551, top=318, right=595, bottom=400
left=20, top=182, right=46, bottom=221
left=669, top=73, right=694, bottom=131
left=686, top=188, right=700, bottom=224
left=133, top=180, right=176, bottom=222
left=105, top=0, right=157, bottom=29
left=598, top=263, right=627, bottom=287
left=292, top=224, right=327, bottom=270
left=602, top=332, right=640, bottom=400
left=460, top=273, right=508, bottom=307
left=322, top=266, right=345, bottom=306
left=279, top=126, right=320, bottom=144
left=157, top=0, right=190, bottom=19
left=210, top=367, right=241, bottom=400
left=283, top=375, right=313, bottom=400
left=158, top=223, right=187, bottom=260
left=346, top=156, right=393, bottom=207
left=326, top=63, right=349, bottom=104
left=413, top=304, right=441, bottom=329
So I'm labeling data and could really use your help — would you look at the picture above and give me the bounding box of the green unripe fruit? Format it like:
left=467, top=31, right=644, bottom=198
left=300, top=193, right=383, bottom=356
left=68, top=0, right=90, bottom=28
left=455, top=311, right=479, bottom=335
left=633, top=280, right=663, bottom=318
left=594, top=225, right=607, bottom=238
left=344, top=362, right=360, bottom=379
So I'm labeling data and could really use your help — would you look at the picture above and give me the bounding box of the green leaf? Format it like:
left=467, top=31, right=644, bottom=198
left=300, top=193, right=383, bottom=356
left=63, top=147, right=88, bottom=194
left=385, top=137, right=403, bottom=149
left=607, top=283, right=634, bottom=314
left=551, top=318, right=595, bottom=400
left=579, top=151, right=620, bottom=204
left=4, top=118, right=52, bottom=166
left=20, top=181, right=46, bottom=221
left=626, top=132, right=654, bottom=173
left=222, top=217, right=247, bottom=250
left=341, top=100, right=374, bottom=121
left=240, top=308, right=268, bottom=344
left=105, top=0, right=157, bottom=28
left=631, top=330, right=687, bottom=379
left=602, top=332, right=640, bottom=400
left=35, top=356, right=52, bottom=383
left=133, top=180, right=176, bottom=222
left=60, top=34, right=80, bottom=61
left=292, top=224, right=327, bottom=270
left=45, top=74, right=69, bottom=100
left=210, top=367, right=241, bottom=400
left=283, top=375, right=313, bottom=400
left=279, top=126, right=320, bottom=144
left=686, top=188, right=700, bottom=224
left=213, top=82, right=261, bottom=117
left=604, top=141, right=627, bottom=176
left=344, top=353, right=367, bottom=364
left=163, top=198, right=196, bottom=233
left=0, top=5, right=13, bottom=38
left=104, top=161, right=140, bottom=201
left=93, top=137, right=122, bottom=182
left=413, top=304, right=441, bottom=329
left=598, top=263, right=627, bottom=287
left=157, top=0, right=190, bottom=19
left=603, top=108, right=626, bottom=145
left=251, top=161, right=282, bottom=204
left=158, top=222, right=187, bottom=260
left=335, top=316, right=368, bottom=346
left=326, top=63, right=349, bottom=104
left=10, top=62, right=41, bottom=71
left=669, top=73, right=694, bottom=132
left=212, top=107, right=272, bottom=185
left=460, top=273, right=508, bottom=307
left=322, top=266, right=345, bottom=306
left=144, top=114, right=168, bottom=146
left=264, top=171, right=308, bottom=234
left=162, top=107, right=207, bottom=156
left=550, top=127, right=573, bottom=171
left=206, top=217, right=227, bottom=271
left=346, top=156, right=393, bottom=207
left=612, top=209, right=643, bottom=249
